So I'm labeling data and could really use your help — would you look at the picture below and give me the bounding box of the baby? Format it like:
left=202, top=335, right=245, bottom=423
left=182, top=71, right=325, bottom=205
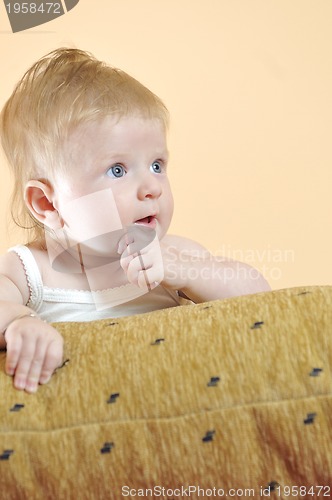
left=0, top=48, right=270, bottom=393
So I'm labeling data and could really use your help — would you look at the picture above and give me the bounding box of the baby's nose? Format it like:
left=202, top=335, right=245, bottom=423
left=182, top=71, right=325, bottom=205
left=137, top=173, right=162, bottom=199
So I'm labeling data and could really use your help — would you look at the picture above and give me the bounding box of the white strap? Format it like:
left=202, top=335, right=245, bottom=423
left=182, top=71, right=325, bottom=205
left=9, top=245, right=43, bottom=310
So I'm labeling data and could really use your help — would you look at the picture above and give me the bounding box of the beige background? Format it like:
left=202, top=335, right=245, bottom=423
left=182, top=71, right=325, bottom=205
left=0, top=0, right=331, bottom=290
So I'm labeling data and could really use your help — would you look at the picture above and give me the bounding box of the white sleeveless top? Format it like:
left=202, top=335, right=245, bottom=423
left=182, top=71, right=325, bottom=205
left=10, top=245, right=187, bottom=322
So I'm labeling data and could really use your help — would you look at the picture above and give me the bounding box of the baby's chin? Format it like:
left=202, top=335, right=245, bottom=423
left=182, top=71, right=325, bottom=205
left=124, top=218, right=165, bottom=241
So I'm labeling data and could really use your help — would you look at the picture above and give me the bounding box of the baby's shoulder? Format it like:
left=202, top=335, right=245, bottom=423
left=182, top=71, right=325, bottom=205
left=0, top=242, right=48, bottom=295
left=0, top=250, right=25, bottom=278
left=0, top=250, right=30, bottom=303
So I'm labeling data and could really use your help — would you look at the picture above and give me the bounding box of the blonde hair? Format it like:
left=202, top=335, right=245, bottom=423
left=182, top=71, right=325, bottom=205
left=0, top=47, right=169, bottom=242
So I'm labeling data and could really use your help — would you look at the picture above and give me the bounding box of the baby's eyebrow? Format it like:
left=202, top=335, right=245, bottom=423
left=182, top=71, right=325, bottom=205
left=100, top=151, right=128, bottom=163
left=155, top=149, right=169, bottom=159
left=99, top=148, right=169, bottom=166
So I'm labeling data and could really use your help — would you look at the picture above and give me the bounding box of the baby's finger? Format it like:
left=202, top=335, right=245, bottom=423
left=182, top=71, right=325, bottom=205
left=119, top=251, right=136, bottom=273
left=125, top=253, right=163, bottom=289
left=24, top=338, right=48, bottom=393
left=137, top=266, right=163, bottom=290
left=117, top=232, right=134, bottom=254
left=39, top=338, right=64, bottom=385
left=124, top=253, right=149, bottom=285
left=5, top=334, right=23, bottom=377
left=12, top=342, right=36, bottom=391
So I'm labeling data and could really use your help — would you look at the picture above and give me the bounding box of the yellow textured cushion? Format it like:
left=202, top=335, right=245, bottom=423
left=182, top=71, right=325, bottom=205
left=0, top=286, right=331, bottom=499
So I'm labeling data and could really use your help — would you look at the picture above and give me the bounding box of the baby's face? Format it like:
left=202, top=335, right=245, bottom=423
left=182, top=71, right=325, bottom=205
left=52, top=115, right=174, bottom=252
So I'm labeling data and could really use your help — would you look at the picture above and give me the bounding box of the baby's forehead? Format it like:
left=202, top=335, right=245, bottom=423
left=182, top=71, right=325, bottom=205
left=63, top=115, right=167, bottom=162
left=69, top=114, right=166, bottom=137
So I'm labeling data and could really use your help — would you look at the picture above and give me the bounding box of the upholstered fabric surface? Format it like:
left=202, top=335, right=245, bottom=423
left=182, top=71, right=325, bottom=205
left=0, top=286, right=331, bottom=499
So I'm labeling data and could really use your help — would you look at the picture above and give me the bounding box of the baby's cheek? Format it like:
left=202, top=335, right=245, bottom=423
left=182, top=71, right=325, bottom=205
left=57, top=189, right=123, bottom=247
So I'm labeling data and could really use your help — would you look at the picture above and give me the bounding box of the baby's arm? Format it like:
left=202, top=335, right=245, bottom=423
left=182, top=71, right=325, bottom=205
left=119, top=234, right=270, bottom=302
left=160, top=235, right=271, bottom=302
left=0, top=253, right=63, bottom=393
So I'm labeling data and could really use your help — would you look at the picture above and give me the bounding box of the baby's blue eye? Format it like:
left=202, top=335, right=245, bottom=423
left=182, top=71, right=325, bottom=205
left=151, top=161, right=162, bottom=173
left=107, top=164, right=125, bottom=178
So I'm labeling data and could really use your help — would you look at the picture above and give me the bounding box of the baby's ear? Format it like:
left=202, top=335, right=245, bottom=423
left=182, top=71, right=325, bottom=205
left=25, top=180, right=62, bottom=230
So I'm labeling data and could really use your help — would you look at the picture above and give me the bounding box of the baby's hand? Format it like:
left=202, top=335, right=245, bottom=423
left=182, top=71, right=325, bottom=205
left=4, top=316, right=63, bottom=393
left=118, top=230, right=164, bottom=290
left=118, top=228, right=188, bottom=292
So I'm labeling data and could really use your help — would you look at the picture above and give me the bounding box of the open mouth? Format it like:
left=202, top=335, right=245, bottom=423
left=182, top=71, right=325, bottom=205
left=134, top=215, right=156, bottom=227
